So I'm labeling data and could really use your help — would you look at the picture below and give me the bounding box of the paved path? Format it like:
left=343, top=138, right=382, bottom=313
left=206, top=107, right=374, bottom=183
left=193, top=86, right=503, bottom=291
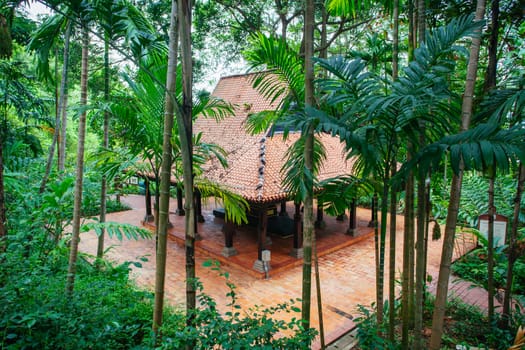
left=79, top=195, right=490, bottom=349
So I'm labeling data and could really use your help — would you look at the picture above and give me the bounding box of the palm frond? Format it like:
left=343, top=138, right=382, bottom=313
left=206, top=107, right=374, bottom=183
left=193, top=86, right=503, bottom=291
left=397, top=123, right=525, bottom=181
left=243, top=32, right=304, bottom=107
left=281, top=135, right=327, bottom=201
left=28, top=14, right=67, bottom=82
left=195, top=179, right=249, bottom=225
left=476, top=77, right=525, bottom=125
left=318, top=175, right=374, bottom=216
left=193, top=93, right=235, bottom=121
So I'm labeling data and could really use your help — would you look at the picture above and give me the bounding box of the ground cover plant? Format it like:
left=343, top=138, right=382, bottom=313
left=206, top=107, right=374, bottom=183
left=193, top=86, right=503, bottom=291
left=353, top=294, right=519, bottom=350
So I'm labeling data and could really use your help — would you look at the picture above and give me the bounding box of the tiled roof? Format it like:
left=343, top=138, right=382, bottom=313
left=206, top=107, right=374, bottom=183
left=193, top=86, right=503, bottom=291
left=194, top=72, right=355, bottom=203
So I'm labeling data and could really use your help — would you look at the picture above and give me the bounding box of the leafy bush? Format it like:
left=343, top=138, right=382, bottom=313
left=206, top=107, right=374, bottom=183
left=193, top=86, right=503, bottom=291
left=354, top=302, right=396, bottom=350
left=0, top=239, right=161, bottom=349
left=158, top=261, right=317, bottom=349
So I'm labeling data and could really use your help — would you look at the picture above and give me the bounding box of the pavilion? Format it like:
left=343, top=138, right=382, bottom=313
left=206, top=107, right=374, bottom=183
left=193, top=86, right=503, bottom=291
left=187, top=72, right=362, bottom=272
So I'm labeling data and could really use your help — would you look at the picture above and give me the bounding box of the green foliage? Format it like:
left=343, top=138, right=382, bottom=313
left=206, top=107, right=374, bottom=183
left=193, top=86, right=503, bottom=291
left=431, top=171, right=523, bottom=227
left=354, top=302, right=396, bottom=350
left=441, top=298, right=514, bottom=350
left=0, top=233, right=160, bottom=349
left=452, top=245, right=525, bottom=297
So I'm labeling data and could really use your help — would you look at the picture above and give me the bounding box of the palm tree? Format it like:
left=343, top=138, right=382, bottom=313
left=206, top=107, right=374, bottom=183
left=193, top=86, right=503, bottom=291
left=65, top=0, right=90, bottom=296
left=29, top=12, right=73, bottom=190
left=429, top=2, right=487, bottom=347
left=176, top=0, right=197, bottom=332
left=152, top=0, right=177, bottom=337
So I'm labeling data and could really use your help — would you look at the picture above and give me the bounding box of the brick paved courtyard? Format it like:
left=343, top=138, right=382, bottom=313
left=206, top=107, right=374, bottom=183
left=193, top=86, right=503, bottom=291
left=79, top=195, right=484, bottom=348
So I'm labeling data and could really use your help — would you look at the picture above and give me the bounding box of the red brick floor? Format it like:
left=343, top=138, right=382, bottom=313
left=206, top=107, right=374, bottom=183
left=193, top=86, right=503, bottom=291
left=79, top=195, right=481, bottom=349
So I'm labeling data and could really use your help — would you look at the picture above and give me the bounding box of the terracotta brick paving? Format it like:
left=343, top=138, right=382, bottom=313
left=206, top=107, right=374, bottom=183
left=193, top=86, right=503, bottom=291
left=79, top=195, right=482, bottom=349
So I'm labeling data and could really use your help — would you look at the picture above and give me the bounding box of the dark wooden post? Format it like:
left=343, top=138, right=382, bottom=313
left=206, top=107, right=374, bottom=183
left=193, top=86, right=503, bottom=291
left=222, top=219, right=237, bottom=257
left=143, top=177, right=154, bottom=222
left=315, top=199, right=325, bottom=228
left=195, top=189, right=205, bottom=222
left=253, top=205, right=269, bottom=272
left=279, top=199, right=288, bottom=217
left=347, top=199, right=357, bottom=236
left=291, top=202, right=303, bottom=258
left=176, top=186, right=185, bottom=216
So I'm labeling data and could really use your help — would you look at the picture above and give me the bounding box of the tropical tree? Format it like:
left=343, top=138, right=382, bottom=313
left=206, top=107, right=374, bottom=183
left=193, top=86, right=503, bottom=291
left=65, top=0, right=91, bottom=296
left=429, top=1, right=486, bottom=347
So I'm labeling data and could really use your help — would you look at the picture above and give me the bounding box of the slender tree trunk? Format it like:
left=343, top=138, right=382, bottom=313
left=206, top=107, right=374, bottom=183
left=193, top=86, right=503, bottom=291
left=177, top=0, right=196, bottom=324
left=58, top=20, right=72, bottom=173
left=402, top=151, right=415, bottom=348
left=153, top=0, right=178, bottom=337
left=414, top=171, right=427, bottom=349
left=388, top=166, right=397, bottom=342
left=502, top=163, right=525, bottom=325
left=65, top=23, right=89, bottom=296
left=429, top=2, right=486, bottom=348
left=487, top=169, right=495, bottom=324
left=388, top=0, right=399, bottom=341
left=483, top=1, right=499, bottom=323
left=301, top=0, right=315, bottom=332
left=97, top=35, right=110, bottom=260
left=483, top=0, right=499, bottom=95
left=0, top=144, right=5, bottom=251
left=39, top=49, right=60, bottom=193
left=392, top=0, right=399, bottom=81
left=377, top=179, right=389, bottom=328
left=314, top=235, right=325, bottom=349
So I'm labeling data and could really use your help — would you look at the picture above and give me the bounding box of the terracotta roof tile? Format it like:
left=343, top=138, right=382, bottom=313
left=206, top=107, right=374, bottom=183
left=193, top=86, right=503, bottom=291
left=194, top=73, right=355, bottom=203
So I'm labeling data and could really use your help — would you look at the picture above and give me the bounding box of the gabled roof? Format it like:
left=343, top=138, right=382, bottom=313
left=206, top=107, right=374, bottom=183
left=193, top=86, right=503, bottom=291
left=194, top=72, right=355, bottom=203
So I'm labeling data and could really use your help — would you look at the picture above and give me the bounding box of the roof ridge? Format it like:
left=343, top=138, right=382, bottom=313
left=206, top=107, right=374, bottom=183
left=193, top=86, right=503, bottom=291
left=256, top=136, right=267, bottom=201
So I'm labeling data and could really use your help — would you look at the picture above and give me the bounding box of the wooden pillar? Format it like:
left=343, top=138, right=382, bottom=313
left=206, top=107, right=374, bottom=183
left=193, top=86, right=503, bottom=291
left=347, top=199, right=357, bottom=236
left=222, top=219, right=237, bottom=257
left=195, top=189, right=205, bottom=222
left=291, top=202, right=303, bottom=258
left=176, top=186, right=185, bottom=216
left=143, top=178, right=154, bottom=222
left=279, top=199, right=288, bottom=217
left=315, top=199, right=325, bottom=228
left=253, top=205, right=269, bottom=272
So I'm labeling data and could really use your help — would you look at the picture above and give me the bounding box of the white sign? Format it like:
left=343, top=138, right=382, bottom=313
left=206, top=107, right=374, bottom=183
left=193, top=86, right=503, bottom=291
left=478, top=216, right=507, bottom=247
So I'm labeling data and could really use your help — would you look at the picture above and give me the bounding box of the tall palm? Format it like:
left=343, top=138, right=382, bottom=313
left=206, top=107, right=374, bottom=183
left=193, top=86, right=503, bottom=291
left=65, top=0, right=91, bottom=296
left=29, top=7, right=74, bottom=187
left=91, top=0, right=158, bottom=260
left=429, top=1, right=486, bottom=347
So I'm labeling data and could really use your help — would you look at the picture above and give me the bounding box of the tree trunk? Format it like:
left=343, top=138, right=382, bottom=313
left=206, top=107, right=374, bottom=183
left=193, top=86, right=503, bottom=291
left=402, top=151, right=415, bottom=348
left=388, top=166, right=397, bottom=342
left=377, top=179, right=389, bottom=328
left=65, top=23, right=89, bottom=296
left=487, top=170, right=495, bottom=324
left=39, top=54, right=60, bottom=194
left=0, top=143, right=6, bottom=251
left=429, top=2, right=486, bottom=348
left=414, top=172, right=427, bottom=349
left=58, top=20, right=71, bottom=173
left=301, top=0, right=315, bottom=332
left=153, top=0, right=178, bottom=337
left=502, top=163, right=525, bottom=325
left=97, top=34, right=111, bottom=261
left=177, top=0, right=196, bottom=325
